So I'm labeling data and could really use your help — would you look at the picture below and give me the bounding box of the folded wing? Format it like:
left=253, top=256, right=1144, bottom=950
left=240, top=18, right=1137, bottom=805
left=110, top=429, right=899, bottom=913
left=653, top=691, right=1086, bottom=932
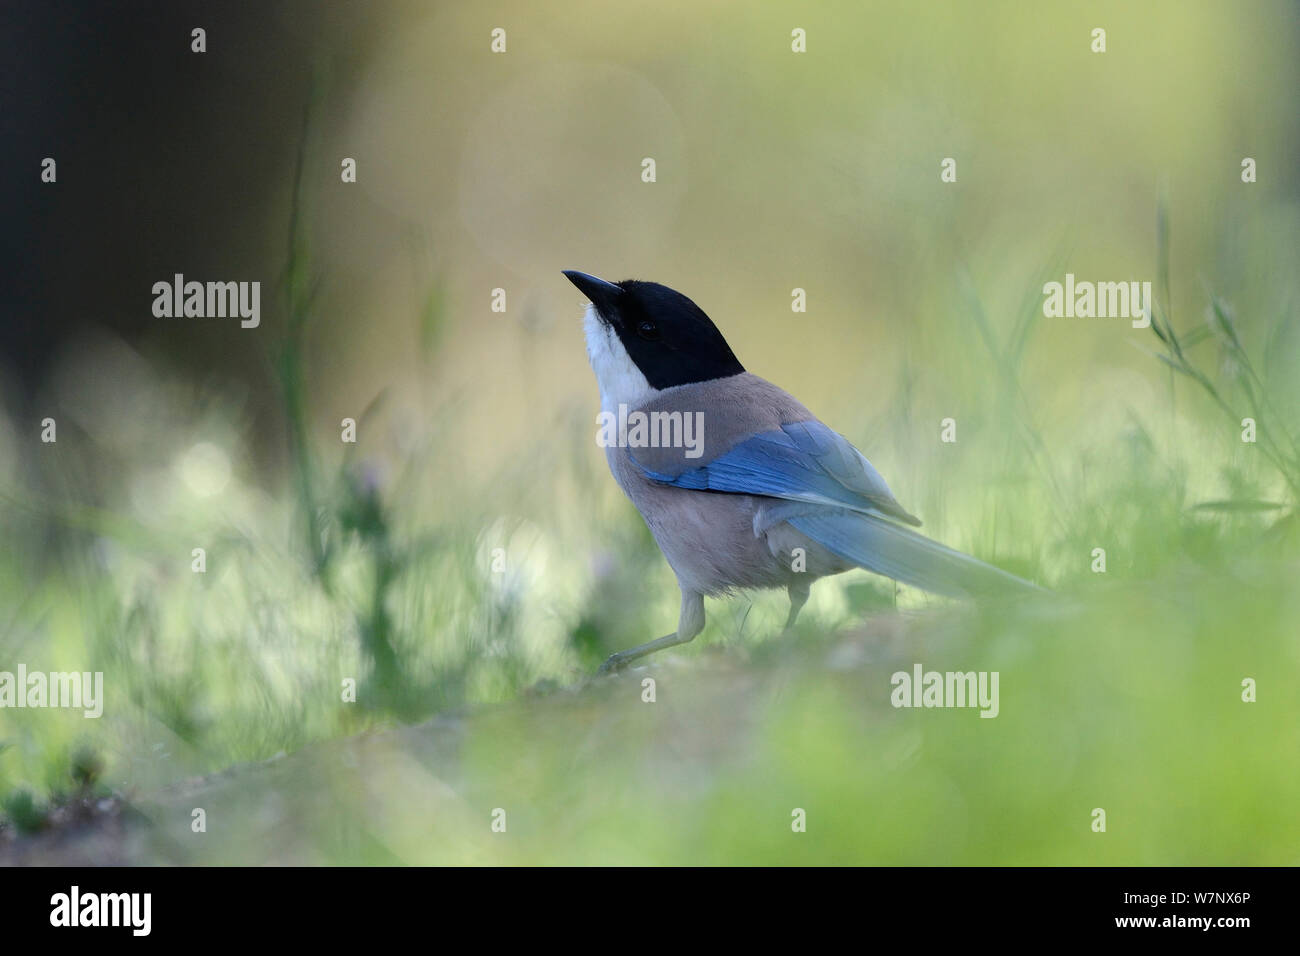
left=628, top=415, right=1038, bottom=597
left=631, top=419, right=922, bottom=526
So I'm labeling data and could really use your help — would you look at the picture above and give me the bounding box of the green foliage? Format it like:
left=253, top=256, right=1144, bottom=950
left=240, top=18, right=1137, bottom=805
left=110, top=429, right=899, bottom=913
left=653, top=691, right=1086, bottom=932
left=2, top=4, right=1297, bottom=861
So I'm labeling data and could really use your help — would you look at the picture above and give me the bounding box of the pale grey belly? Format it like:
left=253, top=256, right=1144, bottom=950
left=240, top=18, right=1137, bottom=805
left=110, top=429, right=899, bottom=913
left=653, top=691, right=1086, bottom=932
left=608, top=448, right=851, bottom=596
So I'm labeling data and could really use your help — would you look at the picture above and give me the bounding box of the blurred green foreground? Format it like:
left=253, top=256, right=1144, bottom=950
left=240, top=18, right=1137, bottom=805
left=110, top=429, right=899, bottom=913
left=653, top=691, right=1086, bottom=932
left=2, top=0, right=1298, bottom=863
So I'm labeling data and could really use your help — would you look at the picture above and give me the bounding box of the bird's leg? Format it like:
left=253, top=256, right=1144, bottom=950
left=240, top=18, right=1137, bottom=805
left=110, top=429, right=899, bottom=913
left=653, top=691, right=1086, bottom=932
left=597, top=632, right=685, bottom=674
left=598, top=589, right=704, bottom=674
left=783, top=580, right=810, bottom=633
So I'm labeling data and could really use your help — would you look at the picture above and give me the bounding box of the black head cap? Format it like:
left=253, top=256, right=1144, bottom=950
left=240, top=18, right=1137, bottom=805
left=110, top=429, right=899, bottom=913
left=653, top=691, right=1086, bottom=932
left=563, top=270, right=744, bottom=389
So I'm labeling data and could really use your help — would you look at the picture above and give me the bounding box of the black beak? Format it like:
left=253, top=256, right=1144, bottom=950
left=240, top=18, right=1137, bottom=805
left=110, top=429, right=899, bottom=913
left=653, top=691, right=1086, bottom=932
left=562, top=270, right=623, bottom=321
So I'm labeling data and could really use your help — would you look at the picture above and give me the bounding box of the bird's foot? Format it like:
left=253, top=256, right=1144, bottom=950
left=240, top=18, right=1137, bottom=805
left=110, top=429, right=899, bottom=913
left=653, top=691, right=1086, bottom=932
left=596, top=652, right=629, bottom=676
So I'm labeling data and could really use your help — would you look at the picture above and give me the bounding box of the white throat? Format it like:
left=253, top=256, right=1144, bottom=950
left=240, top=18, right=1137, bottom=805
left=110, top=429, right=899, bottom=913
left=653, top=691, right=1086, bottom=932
left=583, top=304, right=657, bottom=412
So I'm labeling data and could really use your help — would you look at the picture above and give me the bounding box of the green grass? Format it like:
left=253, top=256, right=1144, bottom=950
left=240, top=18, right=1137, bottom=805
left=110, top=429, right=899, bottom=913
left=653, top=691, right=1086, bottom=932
left=2, top=176, right=1297, bottom=861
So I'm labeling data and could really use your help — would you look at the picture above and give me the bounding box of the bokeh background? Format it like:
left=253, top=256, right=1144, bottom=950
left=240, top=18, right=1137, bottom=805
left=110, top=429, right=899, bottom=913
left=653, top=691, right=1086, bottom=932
left=1, top=0, right=1298, bottom=863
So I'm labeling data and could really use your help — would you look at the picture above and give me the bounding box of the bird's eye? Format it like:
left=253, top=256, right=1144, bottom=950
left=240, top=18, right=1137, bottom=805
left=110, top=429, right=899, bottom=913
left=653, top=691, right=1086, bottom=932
left=637, top=320, right=659, bottom=340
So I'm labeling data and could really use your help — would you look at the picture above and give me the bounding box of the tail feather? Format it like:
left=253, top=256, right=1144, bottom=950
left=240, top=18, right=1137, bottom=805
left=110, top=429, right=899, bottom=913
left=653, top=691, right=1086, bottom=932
left=789, top=510, right=1038, bottom=598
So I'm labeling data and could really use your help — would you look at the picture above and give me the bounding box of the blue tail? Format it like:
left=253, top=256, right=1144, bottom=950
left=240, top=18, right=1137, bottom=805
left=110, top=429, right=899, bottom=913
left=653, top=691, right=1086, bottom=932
left=789, top=510, right=1039, bottom=598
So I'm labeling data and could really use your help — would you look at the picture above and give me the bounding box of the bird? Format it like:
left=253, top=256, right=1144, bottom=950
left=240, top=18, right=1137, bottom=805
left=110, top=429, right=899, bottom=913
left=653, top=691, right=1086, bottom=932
left=564, top=270, right=1038, bottom=674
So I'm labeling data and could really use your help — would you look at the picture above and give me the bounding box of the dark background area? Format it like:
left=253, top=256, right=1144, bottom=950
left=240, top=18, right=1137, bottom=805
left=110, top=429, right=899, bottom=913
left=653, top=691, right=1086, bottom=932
left=0, top=1, right=386, bottom=415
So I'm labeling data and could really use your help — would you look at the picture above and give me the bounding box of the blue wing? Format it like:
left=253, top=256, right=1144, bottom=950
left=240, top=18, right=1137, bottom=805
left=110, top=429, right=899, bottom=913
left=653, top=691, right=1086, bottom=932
left=629, top=419, right=921, bottom=526
left=627, top=416, right=1040, bottom=596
